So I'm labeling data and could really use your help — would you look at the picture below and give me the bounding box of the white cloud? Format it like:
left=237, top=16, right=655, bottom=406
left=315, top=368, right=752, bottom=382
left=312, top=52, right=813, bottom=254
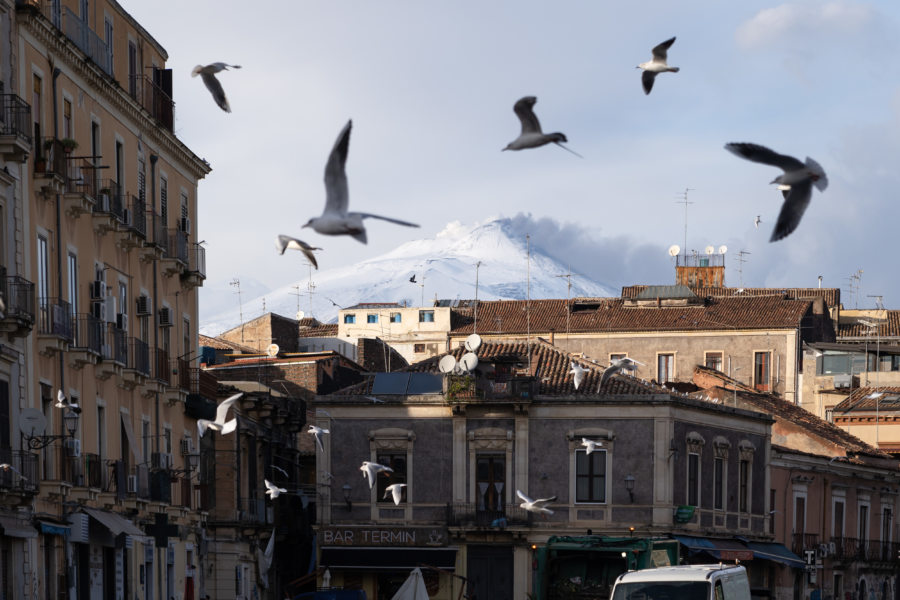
left=736, top=1, right=876, bottom=49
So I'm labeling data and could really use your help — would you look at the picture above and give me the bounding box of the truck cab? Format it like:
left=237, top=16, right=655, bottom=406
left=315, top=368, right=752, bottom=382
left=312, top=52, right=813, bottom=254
left=610, top=564, right=751, bottom=600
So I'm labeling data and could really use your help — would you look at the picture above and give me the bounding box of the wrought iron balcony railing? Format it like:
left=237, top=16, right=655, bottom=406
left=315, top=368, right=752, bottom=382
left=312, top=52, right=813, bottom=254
left=0, top=93, right=32, bottom=145
left=37, top=297, right=73, bottom=340
left=0, top=273, right=35, bottom=324
left=445, top=502, right=532, bottom=527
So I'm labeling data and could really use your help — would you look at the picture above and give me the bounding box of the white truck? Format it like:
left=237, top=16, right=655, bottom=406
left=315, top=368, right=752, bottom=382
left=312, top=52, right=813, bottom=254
left=610, top=564, right=752, bottom=600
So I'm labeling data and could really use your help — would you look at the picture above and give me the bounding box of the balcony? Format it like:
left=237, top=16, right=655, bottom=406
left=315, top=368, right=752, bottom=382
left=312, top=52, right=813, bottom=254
left=445, top=502, right=532, bottom=528
left=62, top=158, right=97, bottom=217
left=121, top=337, right=150, bottom=387
left=37, top=297, right=73, bottom=355
left=831, top=537, right=900, bottom=564
left=165, top=358, right=190, bottom=406
left=791, top=532, right=819, bottom=556
left=59, top=6, right=113, bottom=76
left=182, top=244, right=206, bottom=289
left=0, top=449, right=38, bottom=506
left=92, top=179, right=123, bottom=236
left=0, top=272, right=35, bottom=337
left=138, top=210, right=166, bottom=263
left=238, top=497, right=271, bottom=525
left=161, top=228, right=188, bottom=276
left=129, top=74, right=174, bottom=132
left=0, top=93, right=32, bottom=162
left=67, top=313, right=103, bottom=368
left=98, top=324, right=127, bottom=380
left=34, top=138, right=67, bottom=198
left=114, top=194, right=147, bottom=250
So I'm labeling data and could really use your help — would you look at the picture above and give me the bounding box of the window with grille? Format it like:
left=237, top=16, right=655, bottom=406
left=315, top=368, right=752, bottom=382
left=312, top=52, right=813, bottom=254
left=575, top=449, right=606, bottom=503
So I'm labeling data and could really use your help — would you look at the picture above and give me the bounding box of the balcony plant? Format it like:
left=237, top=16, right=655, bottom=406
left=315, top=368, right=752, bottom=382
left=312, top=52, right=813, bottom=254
left=60, top=138, right=79, bottom=153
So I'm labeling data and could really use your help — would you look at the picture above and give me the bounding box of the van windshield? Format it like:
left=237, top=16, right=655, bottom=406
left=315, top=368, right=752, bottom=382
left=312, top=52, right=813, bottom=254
left=612, top=581, right=710, bottom=600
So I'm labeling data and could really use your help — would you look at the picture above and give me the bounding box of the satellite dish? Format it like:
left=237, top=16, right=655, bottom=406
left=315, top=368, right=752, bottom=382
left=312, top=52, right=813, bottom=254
left=705, top=245, right=714, bottom=256
left=439, top=355, right=458, bottom=374
left=465, top=333, right=482, bottom=352
left=718, top=245, right=728, bottom=255
left=296, top=310, right=305, bottom=321
left=266, top=344, right=280, bottom=357
left=460, top=352, right=479, bottom=372
left=453, top=363, right=465, bottom=375
left=19, top=408, right=46, bottom=436
left=668, top=245, right=680, bottom=257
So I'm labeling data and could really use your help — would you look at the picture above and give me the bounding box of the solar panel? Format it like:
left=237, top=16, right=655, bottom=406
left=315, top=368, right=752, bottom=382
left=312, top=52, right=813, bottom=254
left=371, top=373, right=410, bottom=395
left=407, top=373, right=443, bottom=395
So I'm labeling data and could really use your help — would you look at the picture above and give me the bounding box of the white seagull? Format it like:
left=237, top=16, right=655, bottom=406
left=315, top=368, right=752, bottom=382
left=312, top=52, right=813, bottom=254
left=197, top=393, right=242, bottom=438
left=307, top=425, right=329, bottom=452
left=581, top=438, right=603, bottom=455
left=599, top=357, right=644, bottom=389
left=275, top=235, right=321, bottom=269
left=517, top=489, right=557, bottom=515
left=638, top=37, right=679, bottom=95
left=56, top=389, right=81, bottom=414
left=569, top=362, right=588, bottom=390
left=383, top=483, right=407, bottom=506
left=302, top=120, right=420, bottom=245
left=191, top=62, right=241, bottom=112
left=754, top=215, right=762, bottom=230
left=0, top=463, right=25, bottom=480
left=360, top=461, right=393, bottom=489
left=503, top=96, right=582, bottom=157
left=725, top=142, right=828, bottom=242
left=264, top=478, right=287, bottom=499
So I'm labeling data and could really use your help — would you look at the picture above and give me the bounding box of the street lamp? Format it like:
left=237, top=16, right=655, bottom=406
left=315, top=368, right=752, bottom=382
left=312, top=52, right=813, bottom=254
left=25, top=411, right=79, bottom=450
left=168, top=452, right=200, bottom=479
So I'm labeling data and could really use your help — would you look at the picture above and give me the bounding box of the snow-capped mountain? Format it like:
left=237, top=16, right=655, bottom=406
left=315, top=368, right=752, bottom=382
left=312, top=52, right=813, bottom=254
left=200, top=218, right=618, bottom=336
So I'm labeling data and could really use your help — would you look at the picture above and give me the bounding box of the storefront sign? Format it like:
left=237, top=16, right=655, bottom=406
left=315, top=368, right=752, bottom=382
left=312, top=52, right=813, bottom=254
left=321, top=526, right=447, bottom=547
left=720, top=549, right=754, bottom=561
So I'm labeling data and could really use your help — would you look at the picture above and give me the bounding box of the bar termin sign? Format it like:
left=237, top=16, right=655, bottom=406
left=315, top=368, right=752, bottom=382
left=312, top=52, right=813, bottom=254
left=320, top=526, right=448, bottom=547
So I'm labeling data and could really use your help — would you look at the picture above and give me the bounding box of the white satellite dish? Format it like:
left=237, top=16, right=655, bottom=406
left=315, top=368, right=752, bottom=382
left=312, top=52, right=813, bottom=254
left=19, top=408, right=46, bottom=436
left=266, top=344, right=280, bottom=357
left=465, top=333, right=482, bottom=352
left=453, top=363, right=465, bottom=375
left=439, top=355, right=458, bottom=374
left=460, top=352, right=479, bottom=372
left=705, top=245, right=714, bottom=256
left=668, top=245, right=680, bottom=257
left=718, top=245, right=728, bottom=255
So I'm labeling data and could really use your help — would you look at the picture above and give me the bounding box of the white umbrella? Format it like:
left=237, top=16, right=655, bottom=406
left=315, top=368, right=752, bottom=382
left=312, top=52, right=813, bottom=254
left=390, top=567, right=428, bottom=600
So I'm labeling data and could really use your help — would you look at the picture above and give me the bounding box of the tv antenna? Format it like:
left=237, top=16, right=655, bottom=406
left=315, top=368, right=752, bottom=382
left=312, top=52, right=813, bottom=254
left=290, top=284, right=302, bottom=317
left=526, top=234, right=532, bottom=375
left=230, top=278, right=244, bottom=343
left=734, top=250, right=750, bottom=288
left=554, top=268, right=573, bottom=339
left=868, top=295, right=885, bottom=311
left=474, top=261, right=482, bottom=334
left=675, top=188, right=695, bottom=256
left=306, top=265, right=317, bottom=317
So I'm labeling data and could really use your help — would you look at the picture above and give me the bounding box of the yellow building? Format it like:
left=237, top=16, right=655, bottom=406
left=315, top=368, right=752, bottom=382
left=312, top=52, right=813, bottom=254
left=7, top=1, right=212, bottom=598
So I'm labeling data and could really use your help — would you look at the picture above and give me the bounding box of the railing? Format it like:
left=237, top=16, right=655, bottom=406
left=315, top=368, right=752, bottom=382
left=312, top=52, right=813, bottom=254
left=109, top=324, right=127, bottom=365
left=0, top=94, right=32, bottom=145
left=61, top=6, right=112, bottom=76
left=70, top=313, right=103, bottom=354
left=150, top=211, right=168, bottom=250
left=196, top=368, right=217, bottom=399
left=127, top=195, right=147, bottom=237
left=128, top=337, right=150, bottom=376
left=239, top=497, right=268, bottom=524
left=65, top=158, right=97, bottom=200
left=57, top=445, right=81, bottom=486
left=791, top=532, right=819, bottom=555
left=165, top=229, right=188, bottom=264
left=445, top=502, right=532, bottom=527
left=187, top=244, right=206, bottom=278
left=831, top=537, right=900, bottom=563
left=38, top=137, right=67, bottom=177
left=0, top=449, right=37, bottom=493
left=129, top=74, right=174, bottom=131
left=129, top=463, right=151, bottom=499
left=172, top=359, right=190, bottom=391
left=37, top=297, right=73, bottom=340
left=94, top=179, right=124, bottom=218
left=82, top=453, right=104, bottom=489
left=154, top=347, right=170, bottom=385
left=1, top=273, right=35, bottom=323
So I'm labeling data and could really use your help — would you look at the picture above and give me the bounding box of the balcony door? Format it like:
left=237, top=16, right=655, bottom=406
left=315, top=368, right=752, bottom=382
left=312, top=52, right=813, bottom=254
left=476, top=454, right=504, bottom=512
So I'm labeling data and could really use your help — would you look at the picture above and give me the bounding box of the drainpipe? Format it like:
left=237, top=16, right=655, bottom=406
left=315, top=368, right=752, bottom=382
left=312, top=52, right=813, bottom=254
left=150, top=153, right=164, bottom=600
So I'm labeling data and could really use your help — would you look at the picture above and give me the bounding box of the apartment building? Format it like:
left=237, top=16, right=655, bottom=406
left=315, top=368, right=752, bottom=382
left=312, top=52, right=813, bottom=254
left=7, top=1, right=213, bottom=598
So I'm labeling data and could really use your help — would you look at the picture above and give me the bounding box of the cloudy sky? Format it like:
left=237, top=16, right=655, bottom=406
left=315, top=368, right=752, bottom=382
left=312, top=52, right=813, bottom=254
left=125, top=1, right=900, bottom=319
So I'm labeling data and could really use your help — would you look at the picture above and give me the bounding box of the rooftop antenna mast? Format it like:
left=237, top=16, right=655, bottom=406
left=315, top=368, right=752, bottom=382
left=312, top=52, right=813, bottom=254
left=526, top=234, right=532, bottom=375
left=289, top=284, right=302, bottom=317
left=417, top=270, right=426, bottom=307
left=474, top=261, right=482, bottom=334
left=554, top=268, right=573, bottom=340
left=734, top=250, right=751, bottom=288
left=230, top=278, right=244, bottom=343
left=867, top=295, right=885, bottom=311
left=306, top=265, right=317, bottom=317
left=675, top=187, right=695, bottom=256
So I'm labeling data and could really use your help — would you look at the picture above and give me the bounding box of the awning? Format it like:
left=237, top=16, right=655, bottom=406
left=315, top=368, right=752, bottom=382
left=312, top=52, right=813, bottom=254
left=673, top=536, right=753, bottom=561
left=121, top=412, right=143, bottom=464
left=82, top=508, right=144, bottom=537
left=37, top=520, right=70, bottom=536
left=320, top=547, right=457, bottom=571
left=0, top=514, right=38, bottom=539
left=745, top=542, right=805, bottom=569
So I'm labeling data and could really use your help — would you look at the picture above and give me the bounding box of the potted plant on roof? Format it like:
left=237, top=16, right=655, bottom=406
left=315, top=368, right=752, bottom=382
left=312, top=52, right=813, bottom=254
left=60, top=138, right=78, bottom=153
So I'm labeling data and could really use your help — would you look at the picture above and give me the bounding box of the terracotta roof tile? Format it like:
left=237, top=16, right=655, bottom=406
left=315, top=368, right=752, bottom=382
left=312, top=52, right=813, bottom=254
left=834, top=386, right=900, bottom=412
left=298, top=324, right=338, bottom=338
left=838, top=311, right=900, bottom=338
left=622, top=285, right=840, bottom=307
left=199, top=334, right=258, bottom=353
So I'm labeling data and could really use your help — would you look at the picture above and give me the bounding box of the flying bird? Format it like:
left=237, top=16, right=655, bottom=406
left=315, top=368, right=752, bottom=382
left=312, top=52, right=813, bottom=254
left=383, top=483, right=407, bottom=506
left=409, top=274, right=416, bottom=284
left=274, top=235, right=321, bottom=269
left=264, top=479, right=287, bottom=499
left=302, top=120, right=420, bottom=244
left=503, top=96, right=582, bottom=157
left=754, top=215, right=761, bottom=230
left=307, top=425, right=329, bottom=452
left=0, top=463, right=25, bottom=480
left=724, top=142, right=828, bottom=242
left=0, top=293, right=5, bottom=319
left=599, top=357, right=644, bottom=389
left=191, top=62, right=241, bottom=112
left=569, top=362, right=588, bottom=390
left=56, top=389, right=81, bottom=414
left=270, top=465, right=289, bottom=478
left=638, top=37, right=679, bottom=95
left=517, top=489, right=557, bottom=515
left=360, top=461, right=393, bottom=489
left=581, top=438, right=602, bottom=455
left=197, top=393, right=242, bottom=438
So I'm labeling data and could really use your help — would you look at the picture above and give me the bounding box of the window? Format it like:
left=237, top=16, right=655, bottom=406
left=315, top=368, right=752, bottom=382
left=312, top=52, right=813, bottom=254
left=128, top=40, right=137, bottom=97
left=575, top=449, right=606, bottom=503
left=419, top=310, right=434, bottom=323
left=375, top=453, right=406, bottom=504
left=118, top=282, right=127, bottom=329
left=180, top=192, right=188, bottom=220
left=881, top=506, right=892, bottom=546
left=833, top=499, right=845, bottom=538
left=62, top=98, right=72, bottom=139
left=833, top=574, right=843, bottom=600
left=476, top=455, right=504, bottom=511
left=67, top=253, right=78, bottom=317
left=754, top=352, right=771, bottom=391
left=739, top=459, right=749, bottom=512
left=892, top=355, right=900, bottom=372
left=343, top=314, right=355, bottom=324
left=137, top=155, right=146, bottom=203
left=104, top=18, right=114, bottom=75
left=413, top=343, right=425, bottom=353
left=142, top=420, right=150, bottom=464
left=97, top=405, right=105, bottom=459
left=160, top=176, right=168, bottom=223
left=657, top=353, right=674, bottom=383
left=769, top=489, right=776, bottom=533
left=687, top=453, right=700, bottom=506
left=37, top=235, right=49, bottom=326
left=858, top=503, right=869, bottom=544
left=163, top=427, right=172, bottom=454
left=0, top=381, right=9, bottom=451
left=713, top=457, right=724, bottom=510
left=705, top=352, right=723, bottom=371
left=367, top=314, right=378, bottom=324
left=32, top=75, right=42, bottom=150
left=183, top=318, right=190, bottom=359
left=115, top=140, right=123, bottom=190
left=794, top=495, right=806, bottom=537
left=390, top=313, right=401, bottom=323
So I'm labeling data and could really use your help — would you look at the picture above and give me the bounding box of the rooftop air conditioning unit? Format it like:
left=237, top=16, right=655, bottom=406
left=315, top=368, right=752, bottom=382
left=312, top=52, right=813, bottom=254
left=833, top=374, right=852, bottom=389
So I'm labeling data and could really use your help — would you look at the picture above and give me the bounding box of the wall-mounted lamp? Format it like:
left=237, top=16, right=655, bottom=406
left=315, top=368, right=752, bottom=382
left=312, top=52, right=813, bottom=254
left=624, top=474, right=635, bottom=503
left=25, top=410, right=80, bottom=450
left=168, top=452, right=200, bottom=479
left=342, top=483, right=352, bottom=511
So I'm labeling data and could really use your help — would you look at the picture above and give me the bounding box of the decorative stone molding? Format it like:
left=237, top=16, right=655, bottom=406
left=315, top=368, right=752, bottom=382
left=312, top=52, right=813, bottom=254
left=369, top=428, right=415, bottom=451
left=712, top=436, right=731, bottom=459
left=686, top=431, right=705, bottom=455
left=467, top=427, right=512, bottom=451
left=739, top=440, right=756, bottom=461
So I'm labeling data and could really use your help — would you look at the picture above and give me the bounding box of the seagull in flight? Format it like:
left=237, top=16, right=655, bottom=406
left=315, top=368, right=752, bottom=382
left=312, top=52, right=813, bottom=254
left=0, top=463, right=26, bottom=480
left=383, top=483, right=406, bottom=506
left=725, top=142, right=827, bottom=242
left=569, top=362, right=588, bottom=390
left=270, top=465, right=289, bottom=478
left=307, top=425, right=329, bottom=452
left=302, top=120, right=420, bottom=244
left=754, top=215, right=762, bottom=230
left=197, top=393, right=241, bottom=438
left=264, top=479, right=287, bottom=499
left=56, top=389, right=81, bottom=414
left=638, top=37, right=679, bottom=95
left=360, top=461, right=393, bottom=489
left=581, top=438, right=603, bottom=455
left=599, top=357, right=644, bottom=389
left=274, top=235, right=321, bottom=269
left=517, top=489, right=557, bottom=516
left=191, top=62, right=241, bottom=112
left=503, top=96, right=582, bottom=157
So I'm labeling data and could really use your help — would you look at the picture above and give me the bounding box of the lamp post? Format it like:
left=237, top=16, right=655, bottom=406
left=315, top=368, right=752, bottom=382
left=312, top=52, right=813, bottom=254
left=25, top=410, right=79, bottom=450
left=168, top=452, right=200, bottom=479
